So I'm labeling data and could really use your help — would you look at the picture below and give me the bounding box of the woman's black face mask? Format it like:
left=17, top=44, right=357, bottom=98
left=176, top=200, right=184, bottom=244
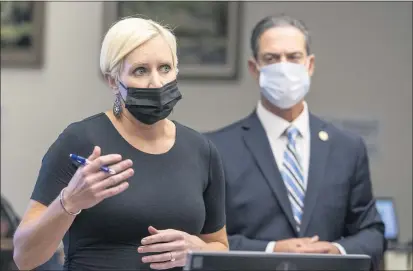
left=119, top=80, right=182, bottom=125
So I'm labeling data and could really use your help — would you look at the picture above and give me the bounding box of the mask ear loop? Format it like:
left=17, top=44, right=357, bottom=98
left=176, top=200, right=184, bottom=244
left=303, top=57, right=312, bottom=71
left=254, top=58, right=264, bottom=74
left=256, top=62, right=261, bottom=72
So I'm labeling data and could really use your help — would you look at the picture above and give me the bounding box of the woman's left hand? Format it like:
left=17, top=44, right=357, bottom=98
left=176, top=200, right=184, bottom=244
left=138, top=226, right=206, bottom=270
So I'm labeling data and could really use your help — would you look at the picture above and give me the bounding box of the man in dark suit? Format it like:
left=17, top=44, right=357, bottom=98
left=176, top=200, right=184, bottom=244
left=206, top=14, right=385, bottom=269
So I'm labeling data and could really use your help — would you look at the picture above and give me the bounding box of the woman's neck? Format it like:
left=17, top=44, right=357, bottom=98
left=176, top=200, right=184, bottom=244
left=107, top=109, right=172, bottom=141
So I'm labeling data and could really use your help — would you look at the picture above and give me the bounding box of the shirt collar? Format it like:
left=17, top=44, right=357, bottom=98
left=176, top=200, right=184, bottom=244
left=256, top=100, right=310, bottom=139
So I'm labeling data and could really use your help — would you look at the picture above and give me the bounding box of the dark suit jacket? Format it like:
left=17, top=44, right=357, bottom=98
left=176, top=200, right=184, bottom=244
left=205, top=111, right=386, bottom=269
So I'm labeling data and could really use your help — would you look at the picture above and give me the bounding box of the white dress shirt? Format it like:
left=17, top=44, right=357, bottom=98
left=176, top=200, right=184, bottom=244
left=255, top=101, right=346, bottom=255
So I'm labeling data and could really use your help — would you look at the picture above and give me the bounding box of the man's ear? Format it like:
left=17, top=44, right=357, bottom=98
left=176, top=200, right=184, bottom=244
left=307, top=54, right=315, bottom=77
left=248, top=57, right=260, bottom=81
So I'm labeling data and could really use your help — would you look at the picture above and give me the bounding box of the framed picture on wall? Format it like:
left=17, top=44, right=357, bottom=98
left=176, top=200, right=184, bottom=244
left=0, top=1, right=45, bottom=68
left=102, top=1, right=242, bottom=80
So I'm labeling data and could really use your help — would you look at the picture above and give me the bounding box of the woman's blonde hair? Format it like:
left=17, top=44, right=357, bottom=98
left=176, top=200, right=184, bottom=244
left=100, top=17, right=178, bottom=80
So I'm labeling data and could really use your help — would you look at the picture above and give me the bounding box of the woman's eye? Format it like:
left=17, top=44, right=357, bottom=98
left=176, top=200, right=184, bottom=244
left=134, top=67, right=146, bottom=75
left=160, top=65, right=171, bottom=73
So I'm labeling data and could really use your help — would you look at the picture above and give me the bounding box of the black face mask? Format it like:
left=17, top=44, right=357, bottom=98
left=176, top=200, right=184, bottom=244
left=119, top=80, right=182, bottom=125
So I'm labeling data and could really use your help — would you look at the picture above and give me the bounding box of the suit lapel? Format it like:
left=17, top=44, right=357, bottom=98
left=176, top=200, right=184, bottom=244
left=299, top=114, right=331, bottom=236
left=242, top=112, right=297, bottom=233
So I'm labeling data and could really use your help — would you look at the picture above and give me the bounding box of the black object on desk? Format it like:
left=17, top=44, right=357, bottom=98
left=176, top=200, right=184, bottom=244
left=184, top=251, right=371, bottom=271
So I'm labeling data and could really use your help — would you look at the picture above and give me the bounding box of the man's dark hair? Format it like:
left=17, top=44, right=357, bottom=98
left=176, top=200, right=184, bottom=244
left=250, top=14, right=311, bottom=59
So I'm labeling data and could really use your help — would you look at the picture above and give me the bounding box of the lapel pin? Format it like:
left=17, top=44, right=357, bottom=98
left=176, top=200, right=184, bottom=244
left=319, top=131, right=329, bottom=141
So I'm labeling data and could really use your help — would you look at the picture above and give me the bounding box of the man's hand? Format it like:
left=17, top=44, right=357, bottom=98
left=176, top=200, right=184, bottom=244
left=296, top=241, right=341, bottom=254
left=273, top=236, right=319, bottom=253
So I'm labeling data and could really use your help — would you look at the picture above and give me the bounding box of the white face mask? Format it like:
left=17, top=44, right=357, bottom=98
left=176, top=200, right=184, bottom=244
left=259, top=62, right=310, bottom=109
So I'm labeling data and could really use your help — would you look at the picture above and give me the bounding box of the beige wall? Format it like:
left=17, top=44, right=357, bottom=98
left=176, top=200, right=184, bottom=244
left=1, top=2, right=412, bottom=241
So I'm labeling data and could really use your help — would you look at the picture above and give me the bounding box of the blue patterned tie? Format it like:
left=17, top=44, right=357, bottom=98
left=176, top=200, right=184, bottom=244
left=281, top=126, right=305, bottom=231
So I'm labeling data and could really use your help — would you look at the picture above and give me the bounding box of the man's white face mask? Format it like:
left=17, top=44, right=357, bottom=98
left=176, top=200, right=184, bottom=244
left=258, top=62, right=311, bottom=109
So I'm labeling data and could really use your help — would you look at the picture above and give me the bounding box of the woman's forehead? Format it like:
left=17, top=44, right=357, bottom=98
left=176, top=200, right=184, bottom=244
left=124, top=35, right=174, bottom=66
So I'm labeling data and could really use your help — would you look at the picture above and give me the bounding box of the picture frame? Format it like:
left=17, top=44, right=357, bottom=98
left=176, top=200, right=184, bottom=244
left=0, top=1, right=45, bottom=68
left=102, top=1, right=242, bottom=80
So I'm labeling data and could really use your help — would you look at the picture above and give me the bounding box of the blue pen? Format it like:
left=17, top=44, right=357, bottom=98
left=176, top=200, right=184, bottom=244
left=69, top=154, right=116, bottom=174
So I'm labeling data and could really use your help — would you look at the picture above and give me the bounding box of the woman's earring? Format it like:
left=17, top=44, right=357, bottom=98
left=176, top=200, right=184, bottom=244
left=113, top=93, right=122, bottom=118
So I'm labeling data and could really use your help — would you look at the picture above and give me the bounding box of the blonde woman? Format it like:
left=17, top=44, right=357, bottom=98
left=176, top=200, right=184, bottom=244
left=13, top=17, right=228, bottom=271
